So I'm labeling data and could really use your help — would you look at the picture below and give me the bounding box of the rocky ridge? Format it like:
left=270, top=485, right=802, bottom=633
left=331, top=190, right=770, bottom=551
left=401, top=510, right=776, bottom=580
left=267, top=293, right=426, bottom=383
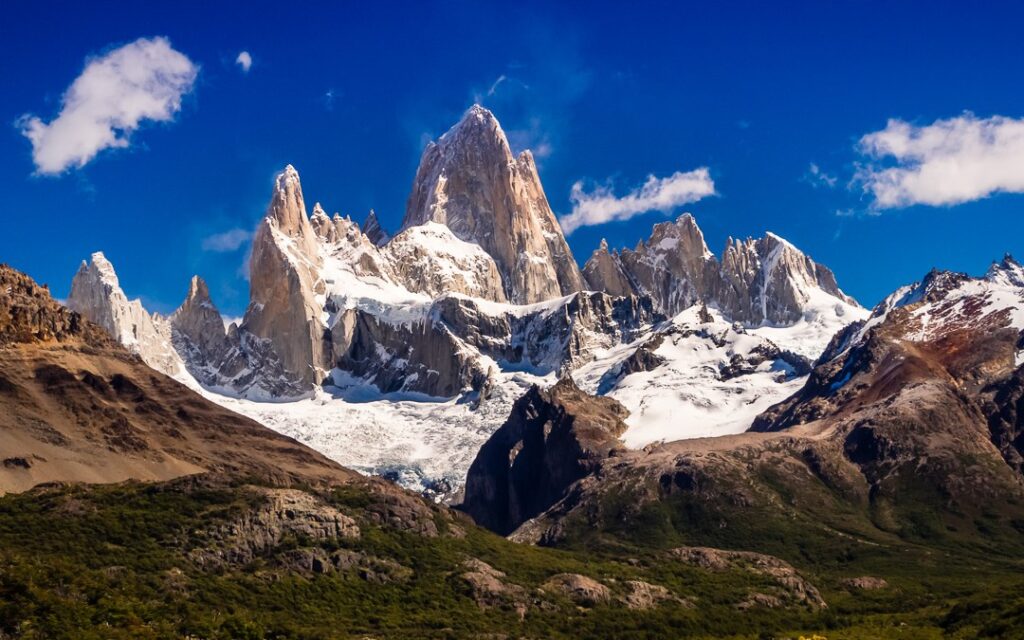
left=583, top=213, right=859, bottom=325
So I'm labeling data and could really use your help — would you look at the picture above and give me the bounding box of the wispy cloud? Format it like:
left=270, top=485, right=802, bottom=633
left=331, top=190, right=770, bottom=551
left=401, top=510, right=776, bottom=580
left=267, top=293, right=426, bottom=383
left=235, top=51, right=252, bottom=73
left=804, top=162, right=837, bottom=188
left=487, top=74, right=507, bottom=97
left=201, top=228, right=252, bottom=252
left=559, top=168, right=716, bottom=235
left=17, top=36, right=198, bottom=175
left=855, top=112, right=1024, bottom=209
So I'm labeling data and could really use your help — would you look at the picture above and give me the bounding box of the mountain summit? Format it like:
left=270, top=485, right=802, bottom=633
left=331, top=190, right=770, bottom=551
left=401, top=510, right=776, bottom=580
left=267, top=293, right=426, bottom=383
left=402, top=104, right=585, bottom=304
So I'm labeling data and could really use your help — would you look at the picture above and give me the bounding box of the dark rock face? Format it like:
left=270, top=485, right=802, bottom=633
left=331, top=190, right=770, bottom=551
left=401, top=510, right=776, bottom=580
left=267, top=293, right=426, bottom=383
left=362, top=209, right=389, bottom=246
left=327, top=291, right=661, bottom=398
left=981, top=364, right=1024, bottom=474
left=169, top=275, right=307, bottom=398
left=597, top=333, right=667, bottom=394
left=331, top=308, right=491, bottom=398
left=460, top=378, right=628, bottom=535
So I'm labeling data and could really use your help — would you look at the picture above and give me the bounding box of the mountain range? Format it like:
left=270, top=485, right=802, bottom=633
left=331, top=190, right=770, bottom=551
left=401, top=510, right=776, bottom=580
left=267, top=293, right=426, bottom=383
left=63, top=105, right=866, bottom=496
left=4, top=104, right=1024, bottom=637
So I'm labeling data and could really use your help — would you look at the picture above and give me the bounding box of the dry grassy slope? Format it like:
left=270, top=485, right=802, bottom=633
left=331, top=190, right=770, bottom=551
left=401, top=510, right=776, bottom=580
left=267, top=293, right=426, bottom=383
left=0, top=263, right=356, bottom=493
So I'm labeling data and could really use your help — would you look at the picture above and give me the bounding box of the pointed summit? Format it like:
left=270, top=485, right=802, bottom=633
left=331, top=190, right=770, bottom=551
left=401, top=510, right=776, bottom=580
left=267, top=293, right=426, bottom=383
left=185, top=274, right=211, bottom=303
left=310, top=202, right=338, bottom=242
left=170, top=274, right=231, bottom=365
left=582, top=238, right=634, bottom=297
left=67, top=253, right=184, bottom=378
left=263, top=165, right=320, bottom=263
left=243, top=164, right=327, bottom=386
left=402, top=106, right=584, bottom=303
left=447, top=104, right=502, bottom=138
left=85, top=251, right=120, bottom=287
left=363, top=209, right=389, bottom=246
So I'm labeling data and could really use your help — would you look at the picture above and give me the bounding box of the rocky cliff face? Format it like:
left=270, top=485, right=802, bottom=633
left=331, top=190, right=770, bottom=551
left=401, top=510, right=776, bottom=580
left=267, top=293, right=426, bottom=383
left=67, top=252, right=187, bottom=380
left=583, top=214, right=860, bottom=326
left=243, top=165, right=328, bottom=388
left=715, top=233, right=856, bottom=326
left=582, top=239, right=635, bottom=298
left=402, top=104, right=585, bottom=304
left=461, top=377, right=628, bottom=535
left=169, top=276, right=305, bottom=398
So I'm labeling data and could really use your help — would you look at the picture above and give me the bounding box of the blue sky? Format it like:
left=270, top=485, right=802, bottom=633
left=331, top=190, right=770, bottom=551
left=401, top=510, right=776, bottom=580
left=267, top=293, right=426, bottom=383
left=3, top=0, right=1024, bottom=316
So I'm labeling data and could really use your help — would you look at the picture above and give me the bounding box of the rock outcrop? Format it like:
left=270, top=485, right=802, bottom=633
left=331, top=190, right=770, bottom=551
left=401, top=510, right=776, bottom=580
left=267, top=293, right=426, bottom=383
left=402, top=104, right=585, bottom=304
left=540, top=573, right=611, bottom=607
left=1, top=265, right=109, bottom=347
left=191, top=487, right=359, bottom=568
left=670, top=547, right=826, bottom=608
left=460, top=377, right=628, bottom=535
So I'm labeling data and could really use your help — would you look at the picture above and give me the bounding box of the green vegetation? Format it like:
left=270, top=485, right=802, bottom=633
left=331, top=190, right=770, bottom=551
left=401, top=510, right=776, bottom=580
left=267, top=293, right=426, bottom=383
left=0, top=479, right=1021, bottom=639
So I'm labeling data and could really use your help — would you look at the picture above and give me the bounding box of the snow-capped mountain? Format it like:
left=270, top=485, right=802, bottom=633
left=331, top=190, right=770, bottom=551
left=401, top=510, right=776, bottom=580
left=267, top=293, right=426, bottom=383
left=65, top=105, right=866, bottom=496
left=403, top=104, right=585, bottom=304
left=583, top=213, right=859, bottom=327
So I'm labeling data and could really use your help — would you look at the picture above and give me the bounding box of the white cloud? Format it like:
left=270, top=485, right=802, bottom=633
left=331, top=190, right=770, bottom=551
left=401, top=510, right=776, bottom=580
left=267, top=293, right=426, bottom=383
left=856, top=112, right=1024, bottom=209
left=235, top=51, right=252, bottom=73
left=201, top=228, right=251, bottom=252
left=18, top=37, right=198, bottom=175
left=805, top=162, right=837, bottom=188
left=559, top=168, right=715, bottom=235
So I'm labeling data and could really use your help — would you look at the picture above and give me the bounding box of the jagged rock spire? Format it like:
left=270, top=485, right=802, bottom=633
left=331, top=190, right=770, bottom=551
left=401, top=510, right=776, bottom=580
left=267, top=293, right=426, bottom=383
left=583, top=213, right=860, bottom=325
left=363, top=209, right=389, bottom=246
left=243, top=165, right=327, bottom=387
left=401, top=104, right=584, bottom=304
